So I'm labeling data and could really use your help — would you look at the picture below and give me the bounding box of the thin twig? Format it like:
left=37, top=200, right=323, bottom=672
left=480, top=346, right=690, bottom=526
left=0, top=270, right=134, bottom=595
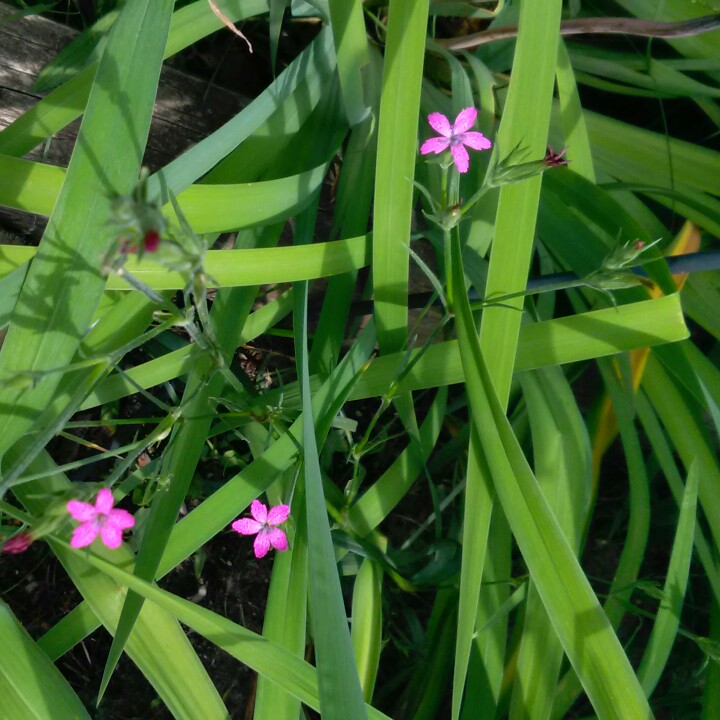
left=438, top=15, right=720, bottom=52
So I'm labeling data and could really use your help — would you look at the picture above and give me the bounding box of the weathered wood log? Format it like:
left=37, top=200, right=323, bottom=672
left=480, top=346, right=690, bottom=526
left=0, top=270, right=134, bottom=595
left=0, top=1, right=246, bottom=240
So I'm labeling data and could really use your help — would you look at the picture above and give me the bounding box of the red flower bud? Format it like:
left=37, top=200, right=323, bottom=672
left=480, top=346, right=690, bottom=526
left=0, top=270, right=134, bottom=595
left=143, top=229, right=161, bottom=253
left=2, top=532, right=33, bottom=554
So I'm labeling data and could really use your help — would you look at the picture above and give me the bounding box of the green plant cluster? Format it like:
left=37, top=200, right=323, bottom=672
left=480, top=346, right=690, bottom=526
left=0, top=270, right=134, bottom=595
left=0, top=0, right=719, bottom=718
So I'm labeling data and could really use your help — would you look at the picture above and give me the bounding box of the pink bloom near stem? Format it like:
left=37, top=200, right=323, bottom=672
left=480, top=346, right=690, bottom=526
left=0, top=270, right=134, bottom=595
left=143, top=229, right=161, bottom=252
left=66, top=488, right=135, bottom=550
left=420, top=107, right=492, bottom=173
left=2, top=531, right=33, bottom=554
left=231, top=499, right=290, bottom=559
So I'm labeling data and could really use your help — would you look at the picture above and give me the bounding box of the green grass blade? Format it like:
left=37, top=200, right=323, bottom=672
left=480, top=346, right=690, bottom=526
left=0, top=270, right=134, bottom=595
left=479, top=0, right=562, bottom=402
left=373, top=0, right=429, bottom=353
left=71, top=293, right=689, bottom=414
left=509, top=367, right=592, bottom=720
left=0, top=600, right=91, bottom=719
left=450, top=229, right=653, bottom=718
left=294, top=204, right=368, bottom=718
left=37, top=602, right=101, bottom=661
left=636, top=462, right=698, bottom=696
left=456, top=7, right=563, bottom=708
left=0, top=154, right=328, bottom=234
left=453, top=427, right=494, bottom=720
left=57, top=540, right=392, bottom=719
left=0, top=0, right=270, bottom=157
left=346, top=388, right=447, bottom=537
left=0, top=0, right=175, bottom=464
left=550, top=353, right=653, bottom=719
left=328, top=0, right=370, bottom=126
left=13, top=469, right=230, bottom=718
left=254, top=484, right=309, bottom=720
left=350, top=294, right=689, bottom=399
left=555, top=39, right=595, bottom=182
left=351, top=557, right=384, bottom=702
left=643, top=353, right=720, bottom=555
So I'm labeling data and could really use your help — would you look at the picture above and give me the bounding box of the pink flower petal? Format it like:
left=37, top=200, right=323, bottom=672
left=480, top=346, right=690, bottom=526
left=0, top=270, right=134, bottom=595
left=266, top=527, right=288, bottom=552
left=100, top=525, right=124, bottom=549
left=95, top=488, right=115, bottom=514
left=250, top=499, right=267, bottom=523
left=232, top=518, right=262, bottom=535
left=105, top=508, right=135, bottom=530
left=71, top=523, right=100, bottom=549
left=420, top=136, right=450, bottom=155
left=451, top=143, right=470, bottom=173
left=67, top=500, right=97, bottom=522
left=452, top=107, right=478, bottom=134
left=427, top=112, right=452, bottom=137
left=266, top=504, right=290, bottom=526
left=253, top=531, right=271, bottom=558
left=461, top=132, right=492, bottom=151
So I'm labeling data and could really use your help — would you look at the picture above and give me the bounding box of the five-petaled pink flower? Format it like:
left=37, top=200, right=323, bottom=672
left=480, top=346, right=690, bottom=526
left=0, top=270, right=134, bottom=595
left=420, top=107, right=492, bottom=173
left=231, top=499, right=289, bottom=559
left=66, top=488, right=135, bottom=550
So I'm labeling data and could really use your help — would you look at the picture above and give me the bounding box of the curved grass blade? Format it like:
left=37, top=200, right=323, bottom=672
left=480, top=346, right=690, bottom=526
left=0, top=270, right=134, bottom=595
left=58, top=539, right=393, bottom=719
left=0, top=0, right=175, bottom=464
left=0, top=155, right=328, bottom=234
left=71, top=293, right=689, bottom=414
left=450, top=228, right=653, bottom=719
left=636, top=462, right=698, bottom=696
left=0, top=0, right=270, bottom=157
left=0, top=600, right=91, bottom=720
left=13, top=468, right=230, bottom=718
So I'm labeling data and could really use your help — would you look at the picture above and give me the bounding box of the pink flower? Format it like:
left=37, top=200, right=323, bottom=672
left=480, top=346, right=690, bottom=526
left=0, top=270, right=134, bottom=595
left=231, top=499, right=289, bottom=559
left=2, top=531, right=33, bottom=554
left=420, top=107, right=492, bottom=173
left=66, top=488, right=135, bottom=550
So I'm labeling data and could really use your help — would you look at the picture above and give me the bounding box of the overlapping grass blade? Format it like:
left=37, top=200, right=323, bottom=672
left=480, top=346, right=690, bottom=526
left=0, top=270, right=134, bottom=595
left=58, top=541, right=393, bottom=719
left=0, top=0, right=270, bottom=157
left=372, top=0, right=429, bottom=353
left=450, top=228, right=653, bottom=718
left=636, top=463, right=698, bottom=696
left=0, top=155, right=328, bottom=234
left=0, top=0, right=175, bottom=464
left=0, top=600, right=91, bottom=719
left=12, top=467, right=230, bottom=718
left=294, top=197, right=368, bottom=718
left=72, top=293, right=689, bottom=413
left=509, top=367, right=591, bottom=720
